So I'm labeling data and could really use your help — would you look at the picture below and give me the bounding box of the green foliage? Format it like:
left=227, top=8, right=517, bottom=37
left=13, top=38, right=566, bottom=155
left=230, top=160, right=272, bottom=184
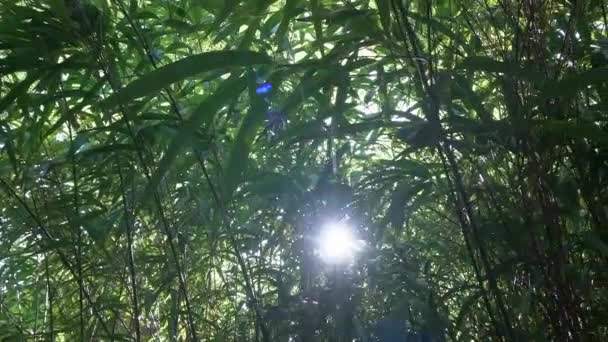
left=102, top=50, right=271, bottom=108
left=1, top=0, right=607, bottom=341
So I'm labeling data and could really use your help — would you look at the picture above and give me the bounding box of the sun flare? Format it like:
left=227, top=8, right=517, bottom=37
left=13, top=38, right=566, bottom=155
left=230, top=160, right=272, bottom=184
left=318, top=221, right=362, bottom=264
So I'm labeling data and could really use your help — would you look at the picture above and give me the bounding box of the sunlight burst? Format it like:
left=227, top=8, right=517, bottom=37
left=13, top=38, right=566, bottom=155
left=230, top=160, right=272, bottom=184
left=318, top=221, right=362, bottom=264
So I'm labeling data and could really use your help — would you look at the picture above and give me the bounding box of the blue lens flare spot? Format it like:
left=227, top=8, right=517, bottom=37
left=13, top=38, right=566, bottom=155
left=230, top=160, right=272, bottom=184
left=256, top=83, right=272, bottom=94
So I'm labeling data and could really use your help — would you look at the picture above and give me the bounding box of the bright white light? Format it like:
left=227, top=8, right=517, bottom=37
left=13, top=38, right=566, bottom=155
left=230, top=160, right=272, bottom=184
left=318, top=221, right=362, bottom=264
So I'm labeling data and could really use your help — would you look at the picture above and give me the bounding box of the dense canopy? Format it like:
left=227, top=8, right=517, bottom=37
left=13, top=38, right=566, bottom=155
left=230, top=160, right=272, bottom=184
left=1, top=0, right=607, bottom=341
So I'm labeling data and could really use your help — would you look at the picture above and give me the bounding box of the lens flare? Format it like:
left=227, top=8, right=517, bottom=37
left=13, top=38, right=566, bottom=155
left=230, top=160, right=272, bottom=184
left=318, top=221, right=362, bottom=264
left=256, top=83, right=273, bottom=94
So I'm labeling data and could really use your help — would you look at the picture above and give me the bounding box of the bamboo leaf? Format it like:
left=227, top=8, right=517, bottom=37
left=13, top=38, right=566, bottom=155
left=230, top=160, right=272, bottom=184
left=457, top=56, right=543, bottom=82
left=375, top=0, right=391, bottom=34
left=0, top=71, right=44, bottom=114
left=532, top=119, right=608, bottom=146
left=541, top=67, right=608, bottom=99
left=275, top=0, right=304, bottom=47
left=213, top=0, right=240, bottom=29
left=102, top=51, right=271, bottom=108
left=222, top=71, right=268, bottom=202
left=142, top=75, right=246, bottom=202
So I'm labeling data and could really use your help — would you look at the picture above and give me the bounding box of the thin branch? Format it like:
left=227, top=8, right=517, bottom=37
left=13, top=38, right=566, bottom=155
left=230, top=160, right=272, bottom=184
left=116, top=158, right=142, bottom=342
left=0, top=177, right=113, bottom=338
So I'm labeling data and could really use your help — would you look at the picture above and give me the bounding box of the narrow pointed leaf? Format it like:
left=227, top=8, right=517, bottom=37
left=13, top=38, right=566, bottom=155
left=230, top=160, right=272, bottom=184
left=102, top=50, right=271, bottom=108
left=222, top=71, right=268, bottom=202
left=142, top=75, right=246, bottom=202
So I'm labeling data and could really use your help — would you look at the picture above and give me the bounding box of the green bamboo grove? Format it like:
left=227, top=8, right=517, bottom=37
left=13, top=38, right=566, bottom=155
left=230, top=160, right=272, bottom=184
left=0, top=0, right=607, bottom=340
